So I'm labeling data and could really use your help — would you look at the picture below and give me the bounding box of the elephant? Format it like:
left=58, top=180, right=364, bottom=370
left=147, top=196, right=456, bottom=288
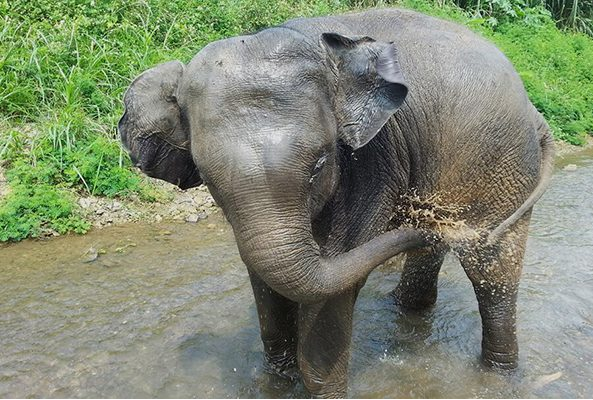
left=118, top=8, right=554, bottom=398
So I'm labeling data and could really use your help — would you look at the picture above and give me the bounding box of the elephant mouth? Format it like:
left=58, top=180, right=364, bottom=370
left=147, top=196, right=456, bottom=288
left=171, top=167, right=203, bottom=190
left=126, top=134, right=203, bottom=190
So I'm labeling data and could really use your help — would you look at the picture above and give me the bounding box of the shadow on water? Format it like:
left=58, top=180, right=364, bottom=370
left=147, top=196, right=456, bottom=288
left=1, top=150, right=592, bottom=398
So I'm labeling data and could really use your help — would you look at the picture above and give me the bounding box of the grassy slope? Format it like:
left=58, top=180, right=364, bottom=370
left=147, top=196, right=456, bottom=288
left=0, top=0, right=592, bottom=241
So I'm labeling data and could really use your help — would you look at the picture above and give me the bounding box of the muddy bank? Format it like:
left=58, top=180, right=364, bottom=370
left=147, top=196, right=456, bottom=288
left=554, top=136, right=593, bottom=159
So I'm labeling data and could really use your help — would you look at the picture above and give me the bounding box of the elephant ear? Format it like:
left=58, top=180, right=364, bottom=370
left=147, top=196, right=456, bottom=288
left=321, top=33, right=408, bottom=150
left=118, top=60, right=202, bottom=189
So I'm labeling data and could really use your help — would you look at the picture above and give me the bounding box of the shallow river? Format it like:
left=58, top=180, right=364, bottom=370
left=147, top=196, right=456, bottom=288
left=1, top=151, right=592, bottom=398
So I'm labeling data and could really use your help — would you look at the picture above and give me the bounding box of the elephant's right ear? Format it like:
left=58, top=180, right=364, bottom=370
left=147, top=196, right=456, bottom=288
left=118, top=60, right=202, bottom=189
left=321, top=33, right=408, bottom=150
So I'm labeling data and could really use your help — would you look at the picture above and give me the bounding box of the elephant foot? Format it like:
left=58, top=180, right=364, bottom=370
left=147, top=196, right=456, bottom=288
left=481, top=347, right=518, bottom=371
left=301, top=371, right=347, bottom=398
left=308, top=386, right=347, bottom=399
left=263, top=351, right=299, bottom=381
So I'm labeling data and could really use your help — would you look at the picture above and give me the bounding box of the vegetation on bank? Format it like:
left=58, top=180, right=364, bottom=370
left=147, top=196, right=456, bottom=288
left=1, top=0, right=592, bottom=242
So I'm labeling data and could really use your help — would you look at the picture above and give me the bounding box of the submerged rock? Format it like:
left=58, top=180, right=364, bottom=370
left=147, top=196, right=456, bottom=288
left=532, top=371, right=563, bottom=389
left=81, top=247, right=99, bottom=263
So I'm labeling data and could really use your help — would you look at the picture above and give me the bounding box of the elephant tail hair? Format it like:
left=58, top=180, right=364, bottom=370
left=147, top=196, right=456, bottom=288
left=487, top=111, right=555, bottom=243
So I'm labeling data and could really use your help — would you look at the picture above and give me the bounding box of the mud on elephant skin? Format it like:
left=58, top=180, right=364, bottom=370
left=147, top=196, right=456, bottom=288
left=119, top=8, right=554, bottom=398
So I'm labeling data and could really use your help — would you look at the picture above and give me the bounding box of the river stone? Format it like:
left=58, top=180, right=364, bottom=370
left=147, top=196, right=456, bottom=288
left=81, top=247, right=99, bottom=263
left=185, top=214, right=200, bottom=223
left=79, top=198, right=92, bottom=209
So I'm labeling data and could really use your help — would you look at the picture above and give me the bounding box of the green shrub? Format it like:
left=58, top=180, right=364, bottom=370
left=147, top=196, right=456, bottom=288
left=482, top=18, right=593, bottom=144
left=62, top=136, right=140, bottom=197
left=4, top=132, right=155, bottom=199
left=0, top=184, right=90, bottom=242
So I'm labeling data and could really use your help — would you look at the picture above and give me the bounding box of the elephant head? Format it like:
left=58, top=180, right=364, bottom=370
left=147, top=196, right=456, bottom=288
left=120, top=28, right=422, bottom=303
left=118, top=61, right=202, bottom=189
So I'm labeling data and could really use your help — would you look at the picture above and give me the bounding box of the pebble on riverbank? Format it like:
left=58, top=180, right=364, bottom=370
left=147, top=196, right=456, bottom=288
left=78, top=178, right=219, bottom=229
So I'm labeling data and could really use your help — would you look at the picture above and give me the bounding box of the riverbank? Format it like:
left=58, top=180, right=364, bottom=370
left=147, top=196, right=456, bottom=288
left=38, top=136, right=593, bottom=236
left=0, top=136, right=591, bottom=241
left=0, top=166, right=219, bottom=236
left=555, top=136, right=593, bottom=159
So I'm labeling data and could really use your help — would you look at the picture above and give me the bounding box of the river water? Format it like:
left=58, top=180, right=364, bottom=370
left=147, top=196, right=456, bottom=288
left=1, top=151, right=592, bottom=398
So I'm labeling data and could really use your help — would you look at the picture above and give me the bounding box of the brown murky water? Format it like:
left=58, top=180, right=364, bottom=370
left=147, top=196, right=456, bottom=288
left=1, top=152, right=592, bottom=398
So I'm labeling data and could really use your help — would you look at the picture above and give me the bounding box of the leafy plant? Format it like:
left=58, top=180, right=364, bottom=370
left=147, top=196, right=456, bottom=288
left=0, top=184, right=90, bottom=242
left=484, top=19, right=593, bottom=143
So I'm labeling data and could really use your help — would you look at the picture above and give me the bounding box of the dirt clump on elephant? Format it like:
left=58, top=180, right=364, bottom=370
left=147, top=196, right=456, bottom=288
left=390, top=191, right=481, bottom=244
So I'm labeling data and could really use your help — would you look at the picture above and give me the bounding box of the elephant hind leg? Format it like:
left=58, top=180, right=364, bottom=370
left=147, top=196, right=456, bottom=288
left=458, top=211, right=531, bottom=369
left=393, top=243, right=448, bottom=310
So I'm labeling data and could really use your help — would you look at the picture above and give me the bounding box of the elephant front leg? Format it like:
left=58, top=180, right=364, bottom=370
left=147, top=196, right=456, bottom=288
left=298, top=289, right=358, bottom=398
left=248, top=270, right=299, bottom=379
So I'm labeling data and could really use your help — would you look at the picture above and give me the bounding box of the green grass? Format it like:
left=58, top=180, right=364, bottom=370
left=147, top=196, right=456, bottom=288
left=1, top=0, right=592, bottom=241
left=485, top=21, right=593, bottom=145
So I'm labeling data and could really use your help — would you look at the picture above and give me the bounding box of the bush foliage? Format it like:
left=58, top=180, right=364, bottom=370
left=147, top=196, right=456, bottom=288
left=1, top=0, right=592, bottom=241
left=0, top=185, right=90, bottom=242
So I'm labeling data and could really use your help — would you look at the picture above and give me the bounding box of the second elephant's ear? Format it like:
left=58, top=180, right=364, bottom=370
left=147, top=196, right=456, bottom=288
left=321, top=33, right=408, bottom=150
left=118, top=61, right=202, bottom=189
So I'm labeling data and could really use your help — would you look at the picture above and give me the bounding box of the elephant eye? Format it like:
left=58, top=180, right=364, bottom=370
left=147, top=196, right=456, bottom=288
left=309, top=153, right=327, bottom=184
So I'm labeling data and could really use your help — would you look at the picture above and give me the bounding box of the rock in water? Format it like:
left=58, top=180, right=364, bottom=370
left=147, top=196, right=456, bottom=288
left=563, top=164, right=578, bottom=171
left=81, top=247, right=99, bottom=263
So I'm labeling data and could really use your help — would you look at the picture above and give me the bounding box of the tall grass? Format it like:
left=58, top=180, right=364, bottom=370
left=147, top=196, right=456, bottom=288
left=432, top=0, right=593, bottom=34
left=0, top=0, right=354, bottom=241
left=547, top=0, right=593, bottom=35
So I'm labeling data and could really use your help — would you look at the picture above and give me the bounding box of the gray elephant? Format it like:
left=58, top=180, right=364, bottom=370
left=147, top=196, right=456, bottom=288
left=119, top=8, right=554, bottom=398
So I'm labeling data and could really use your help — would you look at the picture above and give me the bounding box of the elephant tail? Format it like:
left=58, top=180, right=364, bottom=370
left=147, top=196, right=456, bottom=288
left=487, top=111, right=555, bottom=243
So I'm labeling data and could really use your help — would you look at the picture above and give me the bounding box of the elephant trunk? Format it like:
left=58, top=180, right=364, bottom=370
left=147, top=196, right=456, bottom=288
left=233, top=201, right=428, bottom=304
